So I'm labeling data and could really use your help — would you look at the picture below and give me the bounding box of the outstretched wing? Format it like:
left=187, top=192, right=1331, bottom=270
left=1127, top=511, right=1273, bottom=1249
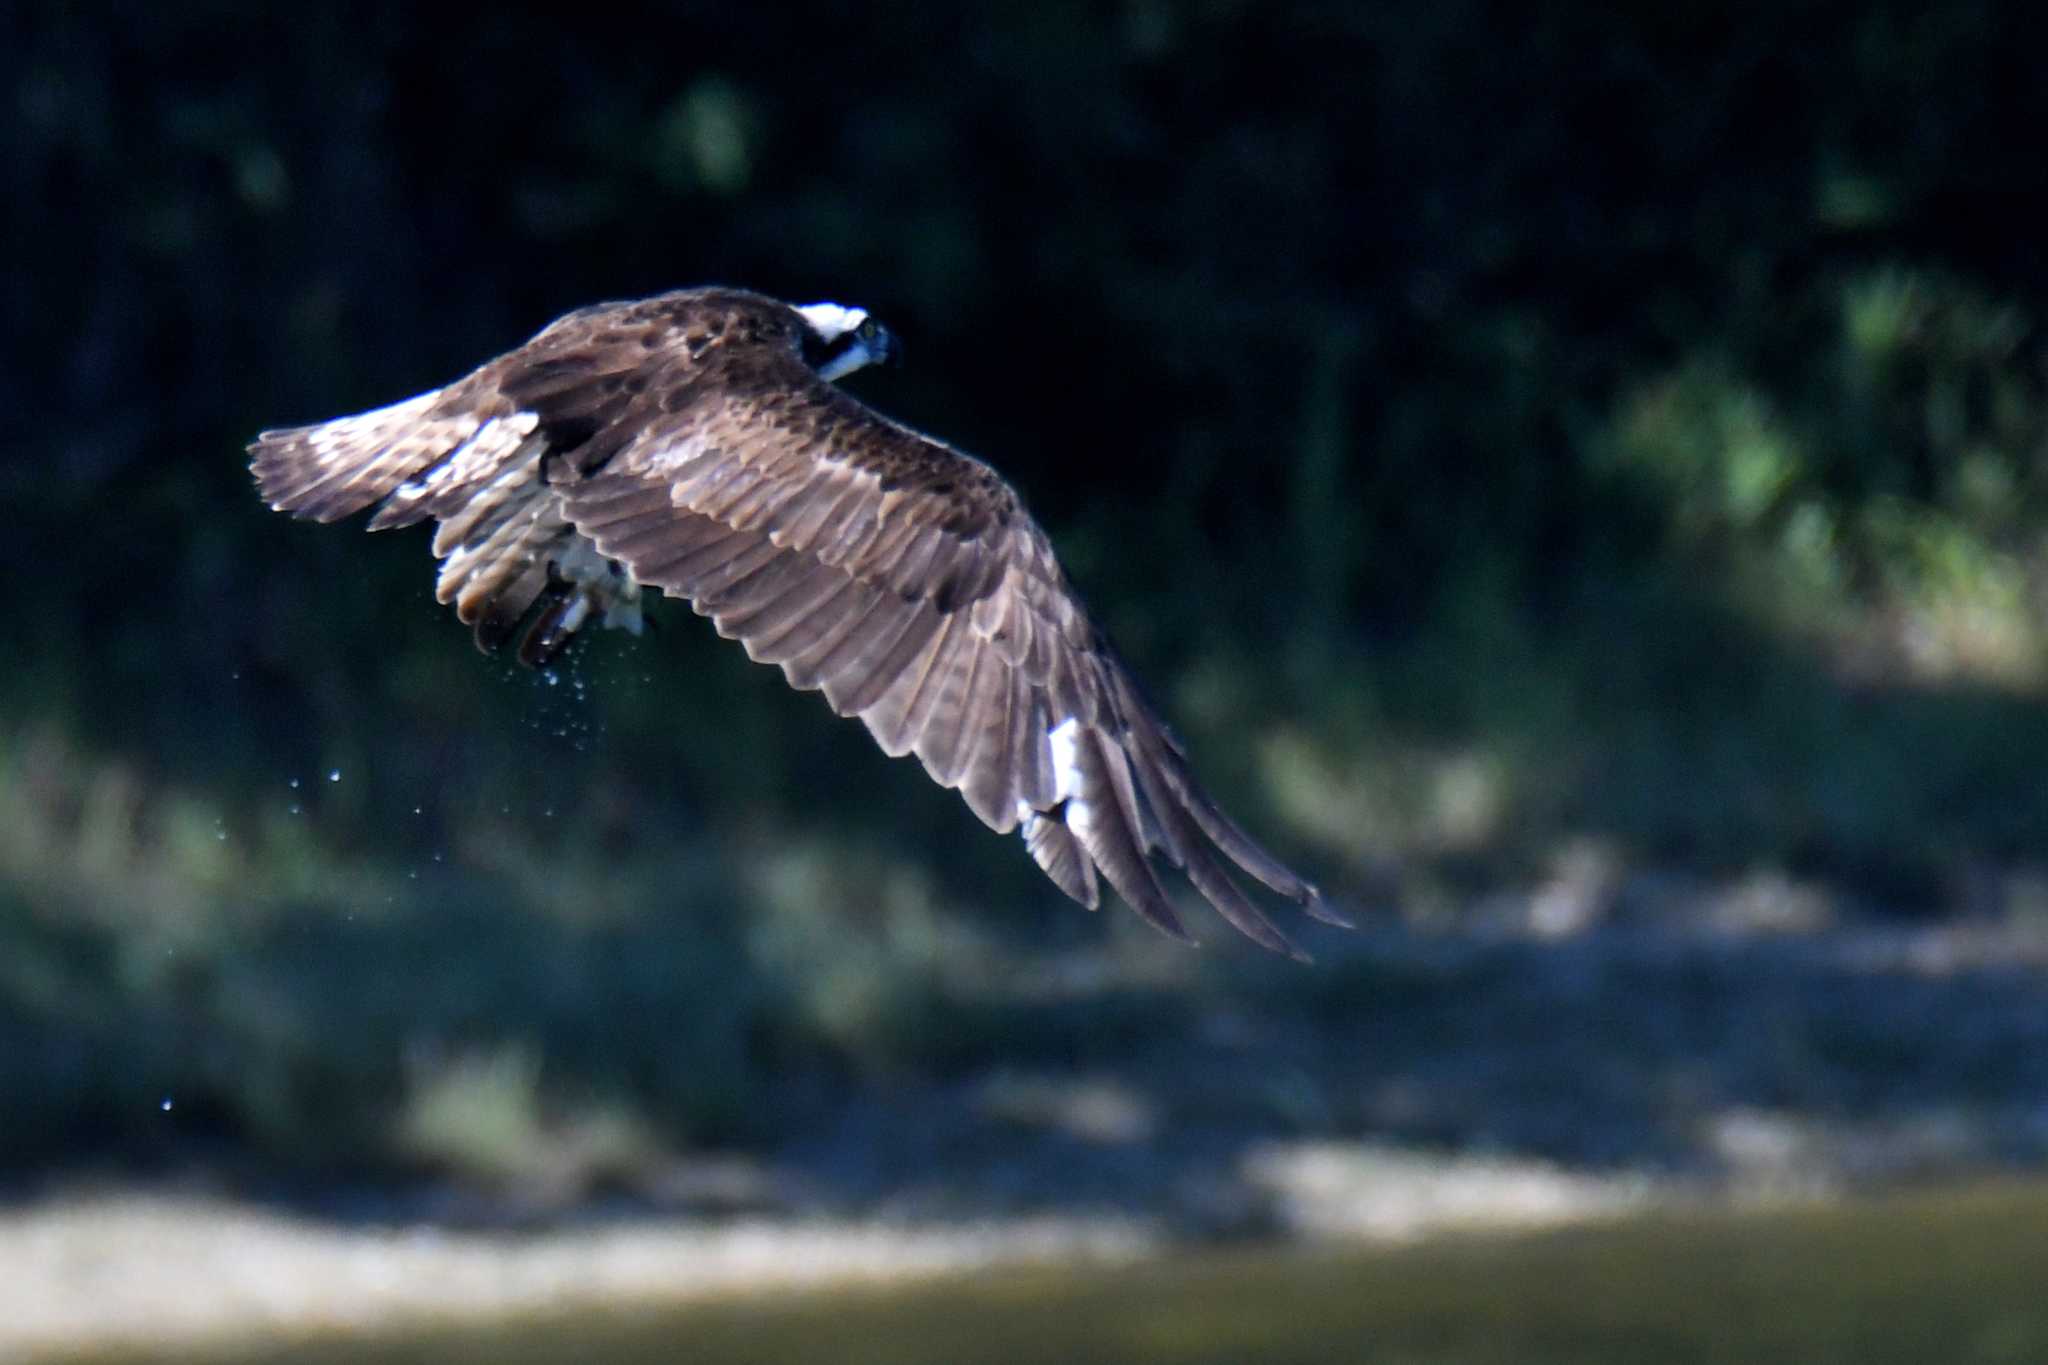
left=556, top=344, right=1342, bottom=957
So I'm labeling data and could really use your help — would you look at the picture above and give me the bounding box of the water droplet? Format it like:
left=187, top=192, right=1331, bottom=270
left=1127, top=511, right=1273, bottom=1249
left=288, top=777, right=301, bottom=790
left=328, top=768, right=342, bottom=783
left=288, top=803, right=303, bottom=816
left=160, top=1096, right=173, bottom=1112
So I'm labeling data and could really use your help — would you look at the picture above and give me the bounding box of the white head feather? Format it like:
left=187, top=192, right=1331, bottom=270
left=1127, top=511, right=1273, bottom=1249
left=795, top=302, right=869, bottom=341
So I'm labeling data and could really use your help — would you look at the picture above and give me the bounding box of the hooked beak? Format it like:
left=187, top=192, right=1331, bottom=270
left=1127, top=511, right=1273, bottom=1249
left=816, top=323, right=901, bottom=381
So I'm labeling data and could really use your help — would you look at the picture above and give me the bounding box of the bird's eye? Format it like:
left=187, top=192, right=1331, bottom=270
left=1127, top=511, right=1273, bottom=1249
left=856, top=318, right=880, bottom=344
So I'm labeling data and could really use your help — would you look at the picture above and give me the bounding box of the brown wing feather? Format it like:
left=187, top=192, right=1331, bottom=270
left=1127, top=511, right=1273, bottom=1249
left=553, top=331, right=1333, bottom=956
left=251, top=287, right=1334, bottom=954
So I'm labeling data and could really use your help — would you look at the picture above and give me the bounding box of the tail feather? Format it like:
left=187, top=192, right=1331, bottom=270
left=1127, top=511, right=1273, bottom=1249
left=249, top=389, right=475, bottom=523
left=252, top=387, right=642, bottom=668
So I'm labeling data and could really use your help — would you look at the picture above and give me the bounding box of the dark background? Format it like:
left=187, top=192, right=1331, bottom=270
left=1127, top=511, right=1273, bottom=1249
left=6, top=2, right=2048, bottom=1201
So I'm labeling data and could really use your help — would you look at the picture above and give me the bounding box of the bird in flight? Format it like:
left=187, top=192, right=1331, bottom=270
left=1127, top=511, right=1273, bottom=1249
left=252, top=288, right=1343, bottom=956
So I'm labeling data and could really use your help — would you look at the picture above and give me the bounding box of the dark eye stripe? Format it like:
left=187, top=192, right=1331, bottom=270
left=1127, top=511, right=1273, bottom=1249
left=805, top=329, right=865, bottom=372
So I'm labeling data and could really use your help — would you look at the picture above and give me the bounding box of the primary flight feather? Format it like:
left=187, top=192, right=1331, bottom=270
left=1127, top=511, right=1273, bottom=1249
left=251, top=287, right=1343, bottom=956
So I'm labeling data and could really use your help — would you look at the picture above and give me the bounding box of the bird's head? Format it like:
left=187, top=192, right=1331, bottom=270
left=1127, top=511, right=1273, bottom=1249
left=795, top=301, right=901, bottom=382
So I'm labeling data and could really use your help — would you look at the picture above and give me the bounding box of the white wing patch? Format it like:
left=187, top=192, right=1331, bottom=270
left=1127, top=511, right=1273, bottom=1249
left=1011, top=720, right=1089, bottom=839
left=1048, top=716, right=1085, bottom=803
left=1054, top=728, right=1098, bottom=846
left=1015, top=716, right=1105, bottom=910
left=1018, top=716, right=1092, bottom=841
left=1015, top=720, right=1097, bottom=826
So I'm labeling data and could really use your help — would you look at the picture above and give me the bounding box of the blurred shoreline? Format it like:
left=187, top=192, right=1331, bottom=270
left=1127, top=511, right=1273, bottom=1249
left=10, top=906, right=2045, bottom=1360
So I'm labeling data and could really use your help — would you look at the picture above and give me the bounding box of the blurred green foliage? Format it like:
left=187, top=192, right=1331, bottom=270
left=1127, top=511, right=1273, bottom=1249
left=6, top=2, right=2048, bottom=1179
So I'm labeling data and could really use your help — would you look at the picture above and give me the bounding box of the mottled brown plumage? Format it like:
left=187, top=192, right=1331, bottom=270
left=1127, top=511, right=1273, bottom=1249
left=251, top=287, right=1344, bottom=955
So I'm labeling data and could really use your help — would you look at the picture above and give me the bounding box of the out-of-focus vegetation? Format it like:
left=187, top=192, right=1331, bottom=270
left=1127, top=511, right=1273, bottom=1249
left=6, top=3, right=2048, bottom=1184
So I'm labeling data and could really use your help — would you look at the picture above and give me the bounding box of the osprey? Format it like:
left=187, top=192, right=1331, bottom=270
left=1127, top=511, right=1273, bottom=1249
left=251, top=288, right=1344, bottom=956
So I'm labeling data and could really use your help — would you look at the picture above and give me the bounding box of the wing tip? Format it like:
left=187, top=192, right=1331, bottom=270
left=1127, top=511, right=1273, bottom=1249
left=1301, top=888, right=1354, bottom=930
